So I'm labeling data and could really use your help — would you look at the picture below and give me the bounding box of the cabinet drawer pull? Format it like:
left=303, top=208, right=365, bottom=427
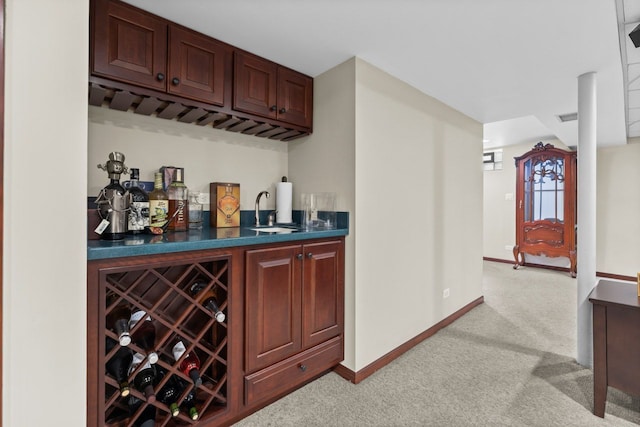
left=172, top=77, right=180, bottom=85
left=296, top=253, right=303, bottom=260
left=299, top=364, right=307, bottom=372
left=307, top=252, right=313, bottom=259
left=270, top=105, right=277, bottom=111
left=156, top=73, right=165, bottom=81
left=279, top=107, right=286, bottom=114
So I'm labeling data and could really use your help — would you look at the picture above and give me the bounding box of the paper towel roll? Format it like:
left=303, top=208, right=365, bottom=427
left=276, top=182, right=293, bottom=224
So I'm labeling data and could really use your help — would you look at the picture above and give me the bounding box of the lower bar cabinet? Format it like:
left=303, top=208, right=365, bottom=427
left=88, top=237, right=345, bottom=426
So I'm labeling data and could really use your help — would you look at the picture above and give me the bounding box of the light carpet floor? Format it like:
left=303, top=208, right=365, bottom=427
left=233, top=261, right=640, bottom=426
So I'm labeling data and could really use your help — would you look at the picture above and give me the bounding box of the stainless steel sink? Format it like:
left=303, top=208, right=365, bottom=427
left=250, top=226, right=300, bottom=233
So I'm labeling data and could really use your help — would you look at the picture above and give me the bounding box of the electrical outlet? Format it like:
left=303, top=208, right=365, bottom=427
left=443, top=288, right=450, bottom=299
left=505, top=245, right=512, bottom=251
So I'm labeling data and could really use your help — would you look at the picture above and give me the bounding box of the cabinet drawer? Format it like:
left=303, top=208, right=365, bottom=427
left=244, top=336, right=342, bottom=406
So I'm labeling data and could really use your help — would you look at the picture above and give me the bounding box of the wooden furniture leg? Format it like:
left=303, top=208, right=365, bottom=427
left=592, top=304, right=607, bottom=417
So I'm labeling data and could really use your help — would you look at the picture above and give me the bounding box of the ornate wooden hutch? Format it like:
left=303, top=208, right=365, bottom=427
left=513, top=142, right=577, bottom=277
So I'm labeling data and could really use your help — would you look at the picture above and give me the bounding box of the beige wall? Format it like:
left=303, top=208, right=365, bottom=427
left=4, top=1, right=88, bottom=426
left=597, top=143, right=640, bottom=276
left=89, top=106, right=290, bottom=209
left=292, top=58, right=484, bottom=372
left=288, top=58, right=357, bottom=368
left=484, top=140, right=640, bottom=277
left=353, top=59, right=483, bottom=369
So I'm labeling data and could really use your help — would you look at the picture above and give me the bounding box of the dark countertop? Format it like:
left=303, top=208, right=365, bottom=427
left=87, top=211, right=349, bottom=261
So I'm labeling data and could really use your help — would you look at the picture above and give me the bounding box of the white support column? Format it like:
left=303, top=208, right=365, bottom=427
left=576, top=71, right=598, bottom=367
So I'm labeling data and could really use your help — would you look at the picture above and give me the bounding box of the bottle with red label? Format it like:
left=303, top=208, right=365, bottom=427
left=172, top=340, right=202, bottom=387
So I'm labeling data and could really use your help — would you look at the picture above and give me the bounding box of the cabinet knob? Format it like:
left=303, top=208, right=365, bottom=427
left=307, top=252, right=313, bottom=259
left=156, top=73, right=165, bottom=81
left=270, top=105, right=277, bottom=112
left=172, top=77, right=180, bottom=85
left=279, top=108, right=286, bottom=114
left=296, top=253, right=303, bottom=260
left=299, top=364, right=307, bottom=372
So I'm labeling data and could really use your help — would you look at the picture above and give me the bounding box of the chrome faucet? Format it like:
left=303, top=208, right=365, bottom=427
left=254, top=190, right=270, bottom=226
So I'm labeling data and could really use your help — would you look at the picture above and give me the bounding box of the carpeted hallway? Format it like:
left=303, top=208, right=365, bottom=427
left=233, top=261, right=640, bottom=426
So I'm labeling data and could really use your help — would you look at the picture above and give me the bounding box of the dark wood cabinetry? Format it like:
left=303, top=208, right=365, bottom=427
left=90, top=0, right=313, bottom=140
left=87, top=237, right=344, bottom=426
left=234, top=51, right=313, bottom=128
left=513, top=142, right=577, bottom=277
left=244, top=240, right=344, bottom=405
left=87, top=249, right=236, bottom=427
left=91, top=0, right=229, bottom=105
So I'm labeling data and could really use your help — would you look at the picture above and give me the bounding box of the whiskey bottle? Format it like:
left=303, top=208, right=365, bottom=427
left=105, top=337, right=133, bottom=397
left=167, top=169, right=188, bottom=231
left=127, top=168, right=150, bottom=234
left=129, top=310, right=158, bottom=364
left=172, top=340, right=202, bottom=387
left=189, top=282, right=225, bottom=323
left=148, top=172, right=169, bottom=228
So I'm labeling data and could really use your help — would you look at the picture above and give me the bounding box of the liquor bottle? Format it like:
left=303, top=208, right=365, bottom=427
left=129, top=310, right=158, bottom=364
left=127, top=168, right=150, bottom=234
left=148, top=172, right=169, bottom=228
left=167, top=169, right=188, bottom=231
left=129, top=352, right=156, bottom=403
left=106, top=295, right=131, bottom=346
left=189, top=282, right=226, bottom=323
left=105, top=337, right=133, bottom=397
left=172, top=340, right=202, bottom=387
left=155, top=366, right=181, bottom=417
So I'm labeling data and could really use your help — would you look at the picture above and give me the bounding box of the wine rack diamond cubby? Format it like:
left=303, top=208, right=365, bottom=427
left=88, top=251, right=233, bottom=427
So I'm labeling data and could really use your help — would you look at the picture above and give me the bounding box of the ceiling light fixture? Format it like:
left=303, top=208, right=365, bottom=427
left=557, top=112, right=578, bottom=123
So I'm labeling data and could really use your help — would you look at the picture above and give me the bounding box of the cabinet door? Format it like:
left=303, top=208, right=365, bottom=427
left=245, top=245, right=302, bottom=373
left=301, top=241, right=344, bottom=348
left=168, top=25, right=229, bottom=106
left=92, top=0, right=167, bottom=91
left=233, top=51, right=278, bottom=120
left=277, top=67, right=313, bottom=128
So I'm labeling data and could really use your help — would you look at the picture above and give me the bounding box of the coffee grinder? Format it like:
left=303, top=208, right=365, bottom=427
left=95, top=151, right=130, bottom=240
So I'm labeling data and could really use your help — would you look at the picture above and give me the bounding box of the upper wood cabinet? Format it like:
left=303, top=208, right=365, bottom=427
left=92, top=0, right=167, bottom=91
left=234, top=51, right=313, bottom=129
left=91, top=0, right=229, bottom=106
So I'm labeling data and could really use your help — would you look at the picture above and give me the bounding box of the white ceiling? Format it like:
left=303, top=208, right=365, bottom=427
left=123, top=0, right=627, bottom=148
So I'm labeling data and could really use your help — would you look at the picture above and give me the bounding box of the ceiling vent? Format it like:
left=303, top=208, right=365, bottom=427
left=557, top=112, right=578, bottom=123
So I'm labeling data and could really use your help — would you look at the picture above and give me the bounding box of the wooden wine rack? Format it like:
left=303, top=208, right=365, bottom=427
left=91, top=253, right=231, bottom=427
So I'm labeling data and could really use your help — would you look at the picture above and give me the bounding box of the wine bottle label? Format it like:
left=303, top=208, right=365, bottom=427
left=129, top=310, right=151, bottom=327
left=149, top=199, right=169, bottom=227
left=128, top=201, right=150, bottom=231
left=172, top=341, right=186, bottom=361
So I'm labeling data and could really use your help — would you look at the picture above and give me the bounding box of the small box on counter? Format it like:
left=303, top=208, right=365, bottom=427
left=210, top=182, right=240, bottom=228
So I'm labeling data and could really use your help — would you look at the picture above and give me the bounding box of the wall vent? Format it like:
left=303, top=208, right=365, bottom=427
left=557, top=112, right=578, bottom=122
